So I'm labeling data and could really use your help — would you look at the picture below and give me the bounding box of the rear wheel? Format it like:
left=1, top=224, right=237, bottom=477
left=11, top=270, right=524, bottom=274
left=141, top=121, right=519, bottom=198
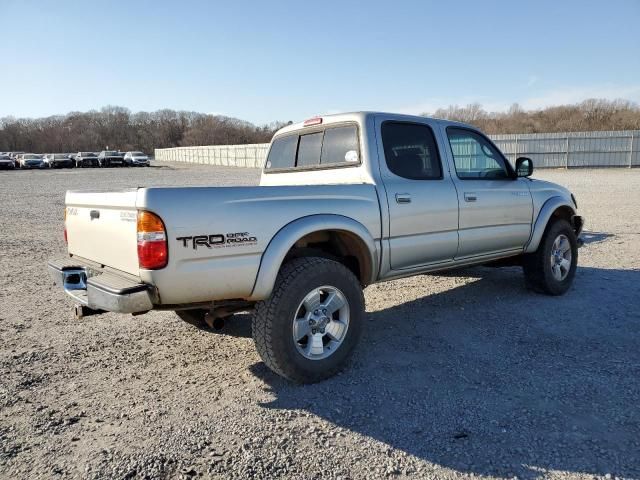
left=523, top=219, right=578, bottom=295
left=252, top=257, right=364, bottom=383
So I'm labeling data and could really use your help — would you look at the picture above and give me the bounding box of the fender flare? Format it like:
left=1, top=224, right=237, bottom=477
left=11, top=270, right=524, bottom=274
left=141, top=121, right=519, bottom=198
left=524, top=196, right=576, bottom=253
left=248, top=214, right=378, bottom=301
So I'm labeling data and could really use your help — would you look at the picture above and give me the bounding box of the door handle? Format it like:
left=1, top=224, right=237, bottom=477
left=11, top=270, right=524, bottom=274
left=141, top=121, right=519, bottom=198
left=395, top=193, right=411, bottom=204
left=464, top=193, right=477, bottom=202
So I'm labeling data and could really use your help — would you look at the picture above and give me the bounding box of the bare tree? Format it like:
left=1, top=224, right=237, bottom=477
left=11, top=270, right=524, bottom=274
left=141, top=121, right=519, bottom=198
left=2, top=101, right=639, bottom=153
left=428, top=98, right=640, bottom=134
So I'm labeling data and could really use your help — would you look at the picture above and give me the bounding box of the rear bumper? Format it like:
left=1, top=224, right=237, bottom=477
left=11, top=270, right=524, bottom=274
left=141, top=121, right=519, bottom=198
left=48, top=256, right=154, bottom=314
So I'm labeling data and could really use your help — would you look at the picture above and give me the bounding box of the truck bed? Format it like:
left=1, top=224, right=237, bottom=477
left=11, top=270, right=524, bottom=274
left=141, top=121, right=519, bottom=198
left=65, top=184, right=381, bottom=304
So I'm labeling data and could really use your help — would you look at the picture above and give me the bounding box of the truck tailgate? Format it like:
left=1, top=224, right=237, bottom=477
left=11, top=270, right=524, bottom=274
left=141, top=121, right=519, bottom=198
left=65, top=190, right=139, bottom=275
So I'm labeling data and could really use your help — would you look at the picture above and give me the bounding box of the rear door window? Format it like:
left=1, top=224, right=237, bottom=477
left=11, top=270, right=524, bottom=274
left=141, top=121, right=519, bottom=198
left=321, top=126, right=359, bottom=165
left=266, top=134, right=297, bottom=169
left=381, top=122, right=442, bottom=180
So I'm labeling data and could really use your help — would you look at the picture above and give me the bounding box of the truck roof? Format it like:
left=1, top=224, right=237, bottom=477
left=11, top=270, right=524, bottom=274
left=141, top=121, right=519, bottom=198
left=274, top=111, right=474, bottom=137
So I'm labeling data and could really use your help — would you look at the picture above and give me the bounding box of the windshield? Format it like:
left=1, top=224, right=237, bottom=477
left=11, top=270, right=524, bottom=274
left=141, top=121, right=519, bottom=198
left=0, top=155, right=10, bottom=160
left=80, top=152, right=96, bottom=157
left=103, top=151, right=119, bottom=156
left=54, top=154, right=68, bottom=159
left=24, top=154, right=43, bottom=159
left=130, top=152, right=145, bottom=156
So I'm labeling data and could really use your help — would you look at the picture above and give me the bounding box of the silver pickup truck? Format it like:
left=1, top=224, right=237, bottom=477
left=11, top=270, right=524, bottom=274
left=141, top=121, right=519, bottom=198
left=48, top=112, right=583, bottom=383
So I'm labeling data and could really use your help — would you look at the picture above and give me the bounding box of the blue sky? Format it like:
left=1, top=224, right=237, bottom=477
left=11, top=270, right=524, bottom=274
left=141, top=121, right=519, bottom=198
left=1, top=0, right=639, bottom=124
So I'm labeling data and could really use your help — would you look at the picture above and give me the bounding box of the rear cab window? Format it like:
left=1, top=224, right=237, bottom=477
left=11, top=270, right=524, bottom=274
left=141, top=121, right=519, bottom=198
left=265, top=123, right=360, bottom=172
left=321, top=126, right=358, bottom=164
left=297, top=132, right=323, bottom=167
left=266, top=135, right=297, bottom=169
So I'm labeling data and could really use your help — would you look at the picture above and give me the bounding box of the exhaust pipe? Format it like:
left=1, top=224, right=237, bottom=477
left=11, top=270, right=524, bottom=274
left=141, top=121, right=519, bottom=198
left=204, top=312, right=226, bottom=330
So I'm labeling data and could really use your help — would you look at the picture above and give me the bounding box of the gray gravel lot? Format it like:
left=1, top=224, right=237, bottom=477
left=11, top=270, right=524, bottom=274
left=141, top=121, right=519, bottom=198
left=1, top=163, right=639, bottom=479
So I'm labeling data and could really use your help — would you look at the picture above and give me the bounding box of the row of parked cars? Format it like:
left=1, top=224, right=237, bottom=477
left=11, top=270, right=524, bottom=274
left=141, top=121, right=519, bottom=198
left=0, top=151, right=151, bottom=169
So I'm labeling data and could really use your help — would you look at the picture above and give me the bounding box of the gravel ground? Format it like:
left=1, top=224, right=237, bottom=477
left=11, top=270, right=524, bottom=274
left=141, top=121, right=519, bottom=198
left=1, top=163, right=639, bottom=480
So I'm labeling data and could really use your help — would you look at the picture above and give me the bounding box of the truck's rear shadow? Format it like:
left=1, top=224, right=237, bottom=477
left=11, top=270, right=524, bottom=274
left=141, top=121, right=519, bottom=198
left=580, top=230, right=613, bottom=245
left=250, top=265, right=640, bottom=479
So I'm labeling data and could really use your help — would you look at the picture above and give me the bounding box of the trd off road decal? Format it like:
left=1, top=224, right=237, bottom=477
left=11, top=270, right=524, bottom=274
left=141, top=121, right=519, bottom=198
left=176, top=232, right=258, bottom=250
left=120, top=211, right=137, bottom=222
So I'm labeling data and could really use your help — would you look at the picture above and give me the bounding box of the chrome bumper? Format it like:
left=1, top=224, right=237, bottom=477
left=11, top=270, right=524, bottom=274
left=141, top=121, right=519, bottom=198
left=47, top=257, right=154, bottom=314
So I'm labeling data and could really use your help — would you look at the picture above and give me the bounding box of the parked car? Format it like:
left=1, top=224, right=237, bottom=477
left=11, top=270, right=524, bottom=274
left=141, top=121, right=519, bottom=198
left=48, top=112, right=584, bottom=383
left=9, top=152, right=25, bottom=168
left=19, top=153, right=46, bottom=169
left=44, top=153, right=74, bottom=169
left=74, top=152, right=99, bottom=168
left=97, top=150, right=125, bottom=167
left=123, top=151, right=150, bottom=166
left=0, top=154, right=15, bottom=169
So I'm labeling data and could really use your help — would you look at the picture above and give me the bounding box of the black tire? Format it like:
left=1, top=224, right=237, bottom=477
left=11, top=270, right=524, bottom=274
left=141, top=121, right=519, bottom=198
left=523, top=219, right=578, bottom=295
left=252, top=257, right=364, bottom=383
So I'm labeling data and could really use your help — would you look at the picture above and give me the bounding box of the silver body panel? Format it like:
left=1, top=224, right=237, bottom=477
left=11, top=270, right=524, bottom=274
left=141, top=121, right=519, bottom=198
left=58, top=112, right=580, bottom=311
left=138, top=184, right=381, bottom=304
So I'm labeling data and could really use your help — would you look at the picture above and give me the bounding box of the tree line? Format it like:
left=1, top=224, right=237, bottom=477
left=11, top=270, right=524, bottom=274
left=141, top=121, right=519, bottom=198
left=0, top=106, right=289, bottom=154
left=429, top=99, right=640, bottom=134
left=1, top=99, right=639, bottom=153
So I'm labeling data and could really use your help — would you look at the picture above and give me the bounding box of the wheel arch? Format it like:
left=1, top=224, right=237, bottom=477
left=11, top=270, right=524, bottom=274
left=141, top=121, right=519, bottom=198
left=248, top=215, right=379, bottom=301
left=525, top=196, right=577, bottom=253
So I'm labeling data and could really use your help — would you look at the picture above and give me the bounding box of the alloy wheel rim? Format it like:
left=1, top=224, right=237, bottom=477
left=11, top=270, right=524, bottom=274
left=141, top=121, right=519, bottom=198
left=292, top=286, right=350, bottom=360
left=550, top=234, right=572, bottom=281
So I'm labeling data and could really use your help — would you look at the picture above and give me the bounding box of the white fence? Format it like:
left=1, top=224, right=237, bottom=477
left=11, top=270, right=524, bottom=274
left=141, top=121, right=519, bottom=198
left=492, top=130, right=639, bottom=168
left=155, top=130, right=640, bottom=169
left=155, top=143, right=269, bottom=168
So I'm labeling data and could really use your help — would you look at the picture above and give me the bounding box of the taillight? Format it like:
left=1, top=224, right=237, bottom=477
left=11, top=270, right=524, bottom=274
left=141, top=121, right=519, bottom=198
left=137, top=211, right=168, bottom=269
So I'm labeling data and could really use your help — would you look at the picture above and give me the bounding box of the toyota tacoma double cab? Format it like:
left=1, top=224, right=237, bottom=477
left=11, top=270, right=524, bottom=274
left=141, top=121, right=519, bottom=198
left=48, top=112, right=584, bottom=383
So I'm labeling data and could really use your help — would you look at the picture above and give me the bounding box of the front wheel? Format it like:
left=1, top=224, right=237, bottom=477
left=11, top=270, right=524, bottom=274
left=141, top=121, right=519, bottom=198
left=523, top=219, right=578, bottom=295
left=252, top=257, right=364, bottom=383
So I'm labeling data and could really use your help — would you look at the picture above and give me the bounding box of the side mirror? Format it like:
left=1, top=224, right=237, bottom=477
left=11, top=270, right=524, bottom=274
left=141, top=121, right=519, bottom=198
left=515, top=157, right=533, bottom=177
